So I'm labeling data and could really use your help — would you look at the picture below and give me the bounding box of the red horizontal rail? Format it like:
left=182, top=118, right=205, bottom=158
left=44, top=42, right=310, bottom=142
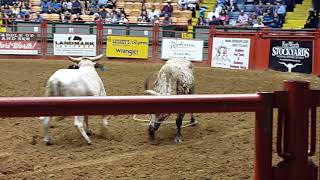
left=0, top=94, right=265, bottom=117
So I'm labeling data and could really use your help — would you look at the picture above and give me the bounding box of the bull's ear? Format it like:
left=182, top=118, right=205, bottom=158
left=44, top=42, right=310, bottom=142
left=144, top=90, right=159, bottom=96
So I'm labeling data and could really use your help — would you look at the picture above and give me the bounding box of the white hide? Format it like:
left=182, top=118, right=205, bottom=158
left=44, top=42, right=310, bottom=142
left=145, top=58, right=196, bottom=143
left=153, top=58, right=194, bottom=95
left=41, top=59, right=108, bottom=145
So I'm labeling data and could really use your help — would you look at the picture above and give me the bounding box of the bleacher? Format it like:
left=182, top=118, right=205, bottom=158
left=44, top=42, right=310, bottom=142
left=27, top=0, right=193, bottom=25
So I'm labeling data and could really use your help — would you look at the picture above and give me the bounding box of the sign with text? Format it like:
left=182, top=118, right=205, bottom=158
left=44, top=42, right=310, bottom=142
left=0, top=33, right=37, bottom=55
left=54, top=34, right=97, bottom=56
left=269, top=40, right=313, bottom=74
left=106, top=36, right=149, bottom=59
left=161, top=38, right=204, bottom=61
left=211, top=37, right=251, bottom=69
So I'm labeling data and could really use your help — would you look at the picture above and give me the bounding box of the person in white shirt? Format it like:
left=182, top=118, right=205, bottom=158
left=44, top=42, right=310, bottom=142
left=253, top=16, right=264, bottom=27
left=148, top=5, right=160, bottom=21
left=207, top=4, right=221, bottom=21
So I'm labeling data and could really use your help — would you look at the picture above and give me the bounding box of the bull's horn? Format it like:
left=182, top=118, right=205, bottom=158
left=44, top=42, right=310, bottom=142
left=144, top=90, right=159, bottom=95
left=88, top=54, right=104, bottom=61
left=68, top=56, right=82, bottom=62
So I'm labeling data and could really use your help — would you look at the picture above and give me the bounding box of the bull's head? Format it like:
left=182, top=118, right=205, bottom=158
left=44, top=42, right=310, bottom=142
left=144, top=89, right=170, bottom=140
left=67, top=54, right=106, bottom=70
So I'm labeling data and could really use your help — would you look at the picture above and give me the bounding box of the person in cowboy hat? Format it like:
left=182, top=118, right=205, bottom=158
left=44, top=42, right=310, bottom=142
left=161, top=0, right=173, bottom=17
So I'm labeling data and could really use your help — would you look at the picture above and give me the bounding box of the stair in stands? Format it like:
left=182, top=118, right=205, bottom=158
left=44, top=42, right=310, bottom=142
left=282, top=0, right=311, bottom=29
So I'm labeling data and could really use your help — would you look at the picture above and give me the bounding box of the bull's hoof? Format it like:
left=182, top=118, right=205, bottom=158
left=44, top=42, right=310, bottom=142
left=44, top=139, right=53, bottom=146
left=190, top=117, right=197, bottom=126
left=86, top=129, right=93, bottom=136
left=174, top=136, right=182, bottom=144
left=87, top=141, right=92, bottom=145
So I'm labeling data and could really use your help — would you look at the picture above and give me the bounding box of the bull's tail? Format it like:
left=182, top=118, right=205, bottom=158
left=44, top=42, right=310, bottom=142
left=144, top=71, right=158, bottom=91
left=45, top=81, right=62, bottom=97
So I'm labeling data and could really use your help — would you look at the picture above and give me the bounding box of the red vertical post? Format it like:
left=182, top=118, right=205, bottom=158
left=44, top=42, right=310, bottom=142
left=207, top=25, right=215, bottom=67
left=96, top=18, right=103, bottom=55
left=41, top=20, right=47, bottom=56
left=255, top=92, right=273, bottom=180
left=152, top=24, right=159, bottom=61
left=312, top=28, right=320, bottom=75
left=273, top=81, right=318, bottom=180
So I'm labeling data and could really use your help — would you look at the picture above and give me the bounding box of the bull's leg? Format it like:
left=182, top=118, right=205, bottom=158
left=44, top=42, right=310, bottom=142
left=41, top=116, right=53, bottom=145
left=102, top=115, right=109, bottom=128
left=84, top=116, right=93, bottom=136
left=175, top=113, right=185, bottom=143
left=148, top=114, right=161, bottom=141
left=190, top=113, right=197, bottom=126
left=74, top=116, right=92, bottom=145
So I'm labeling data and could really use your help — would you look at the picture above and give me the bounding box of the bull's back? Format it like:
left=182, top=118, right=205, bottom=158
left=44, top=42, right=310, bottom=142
left=46, top=69, right=103, bottom=97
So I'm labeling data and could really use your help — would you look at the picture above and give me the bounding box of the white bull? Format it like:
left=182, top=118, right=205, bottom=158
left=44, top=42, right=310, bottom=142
left=144, top=58, right=196, bottom=143
left=40, top=54, right=108, bottom=145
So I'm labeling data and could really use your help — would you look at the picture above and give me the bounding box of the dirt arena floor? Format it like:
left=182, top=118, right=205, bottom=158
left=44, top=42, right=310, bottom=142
left=0, top=59, right=319, bottom=180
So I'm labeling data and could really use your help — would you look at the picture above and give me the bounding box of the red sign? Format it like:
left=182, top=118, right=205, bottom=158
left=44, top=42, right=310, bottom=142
left=0, top=33, right=38, bottom=55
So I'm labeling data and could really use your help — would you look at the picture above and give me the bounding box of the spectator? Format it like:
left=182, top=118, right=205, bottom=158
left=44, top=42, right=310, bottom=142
left=224, top=0, right=237, bottom=12
left=237, top=10, right=249, bottom=25
left=250, top=12, right=258, bottom=24
left=23, top=11, right=31, bottom=21
left=196, top=16, right=207, bottom=25
left=264, top=2, right=274, bottom=14
left=217, top=0, right=225, bottom=7
left=218, top=9, right=229, bottom=25
left=72, top=0, right=82, bottom=14
left=34, top=12, right=43, bottom=22
left=88, top=3, right=99, bottom=15
left=152, top=15, right=160, bottom=24
left=62, top=0, right=73, bottom=13
left=178, top=0, right=188, bottom=10
left=187, top=0, right=198, bottom=17
left=99, top=7, right=108, bottom=19
left=262, top=9, right=273, bottom=25
left=11, top=4, right=20, bottom=18
left=111, top=13, right=118, bottom=24
left=118, top=13, right=128, bottom=24
left=209, top=15, right=221, bottom=25
left=140, top=10, right=150, bottom=22
left=253, top=16, right=264, bottom=27
left=2, top=0, right=14, bottom=6
left=148, top=5, right=160, bottom=21
left=304, top=10, right=317, bottom=28
left=40, top=0, right=51, bottom=14
left=162, top=13, right=172, bottom=25
left=199, top=6, right=206, bottom=17
left=73, top=12, right=83, bottom=22
left=255, top=3, right=265, bottom=16
left=104, top=12, right=112, bottom=23
left=63, top=10, right=72, bottom=22
left=93, top=12, right=100, bottom=21
left=275, top=2, right=286, bottom=23
left=51, top=0, right=62, bottom=14
left=268, top=12, right=282, bottom=28
left=120, top=8, right=127, bottom=18
left=161, top=0, right=173, bottom=17
left=105, top=0, right=114, bottom=9
left=207, top=4, right=221, bottom=20
left=98, top=0, right=108, bottom=8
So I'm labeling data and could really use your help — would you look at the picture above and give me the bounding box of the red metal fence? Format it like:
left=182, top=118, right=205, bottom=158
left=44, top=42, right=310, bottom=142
left=0, top=80, right=317, bottom=180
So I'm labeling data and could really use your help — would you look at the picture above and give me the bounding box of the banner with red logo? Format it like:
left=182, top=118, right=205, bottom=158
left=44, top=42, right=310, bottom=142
left=0, top=33, right=38, bottom=55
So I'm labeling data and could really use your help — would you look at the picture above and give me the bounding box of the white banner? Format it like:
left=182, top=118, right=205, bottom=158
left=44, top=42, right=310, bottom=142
left=161, top=38, right=204, bottom=61
left=53, top=34, right=96, bottom=56
left=211, top=37, right=251, bottom=69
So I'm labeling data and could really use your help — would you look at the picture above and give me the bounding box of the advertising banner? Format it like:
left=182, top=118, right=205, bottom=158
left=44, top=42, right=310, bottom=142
left=269, top=40, right=313, bottom=74
left=0, top=32, right=37, bottom=55
left=54, top=34, right=97, bottom=56
left=106, top=36, right=149, bottom=59
left=211, top=37, right=251, bottom=69
left=161, top=38, right=204, bottom=61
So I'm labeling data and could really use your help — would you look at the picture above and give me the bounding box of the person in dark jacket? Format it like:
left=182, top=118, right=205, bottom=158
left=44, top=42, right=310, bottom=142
left=304, top=10, right=317, bottom=28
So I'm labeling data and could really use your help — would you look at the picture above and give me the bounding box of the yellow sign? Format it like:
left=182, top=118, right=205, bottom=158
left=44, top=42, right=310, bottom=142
left=0, top=14, right=6, bottom=32
left=106, top=36, right=149, bottom=59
